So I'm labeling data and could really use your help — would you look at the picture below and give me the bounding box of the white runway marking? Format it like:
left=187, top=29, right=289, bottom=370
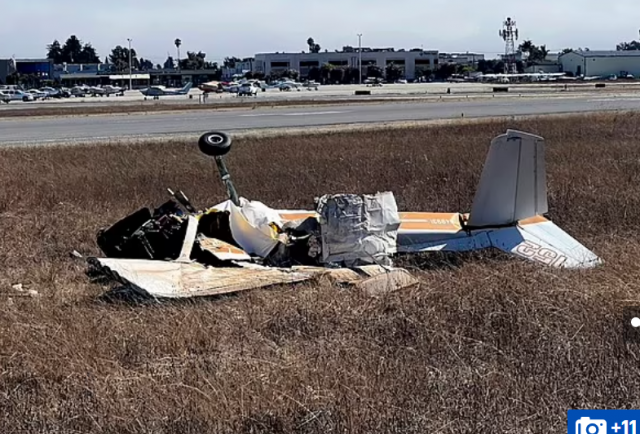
left=240, top=111, right=346, bottom=117
left=587, top=97, right=640, bottom=102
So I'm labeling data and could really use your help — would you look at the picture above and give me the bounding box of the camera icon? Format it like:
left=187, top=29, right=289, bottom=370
left=575, top=417, right=607, bottom=434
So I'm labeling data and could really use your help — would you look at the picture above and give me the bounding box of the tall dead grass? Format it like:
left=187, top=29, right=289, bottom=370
left=2, top=112, right=640, bottom=433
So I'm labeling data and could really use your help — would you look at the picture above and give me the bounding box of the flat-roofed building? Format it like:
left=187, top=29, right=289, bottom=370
left=254, top=47, right=439, bottom=80
left=559, top=50, right=640, bottom=77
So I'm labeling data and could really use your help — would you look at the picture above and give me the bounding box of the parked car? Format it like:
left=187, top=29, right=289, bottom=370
left=237, top=82, right=260, bottom=96
left=1, top=89, right=35, bottom=102
left=27, top=89, right=49, bottom=100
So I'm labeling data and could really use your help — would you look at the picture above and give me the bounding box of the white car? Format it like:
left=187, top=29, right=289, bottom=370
left=28, top=89, right=49, bottom=100
left=237, top=82, right=260, bottom=96
left=1, top=89, right=35, bottom=102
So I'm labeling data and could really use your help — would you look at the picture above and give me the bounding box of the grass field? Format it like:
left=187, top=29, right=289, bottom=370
left=2, top=112, right=640, bottom=433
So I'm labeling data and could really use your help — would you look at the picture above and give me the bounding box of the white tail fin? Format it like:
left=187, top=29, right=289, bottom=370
left=467, top=129, right=547, bottom=227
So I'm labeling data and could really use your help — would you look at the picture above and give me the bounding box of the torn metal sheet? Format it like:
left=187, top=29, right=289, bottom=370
left=177, top=215, right=198, bottom=262
left=226, top=198, right=283, bottom=258
left=196, top=235, right=252, bottom=262
left=89, top=257, right=320, bottom=298
left=355, top=268, right=419, bottom=297
left=90, top=256, right=415, bottom=299
left=316, top=191, right=401, bottom=267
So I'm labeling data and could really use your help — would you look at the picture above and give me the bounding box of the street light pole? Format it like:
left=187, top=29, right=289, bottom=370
left=127, top=38, right=133, bottom=91
left=357, top=33, right=363, bottom=84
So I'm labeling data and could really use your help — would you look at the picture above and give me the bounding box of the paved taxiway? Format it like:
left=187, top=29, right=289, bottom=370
left=2, top=95, right=640, bottom=145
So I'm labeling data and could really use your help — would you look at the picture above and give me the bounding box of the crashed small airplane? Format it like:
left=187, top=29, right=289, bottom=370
left=86, top=129, right=602, bottom=300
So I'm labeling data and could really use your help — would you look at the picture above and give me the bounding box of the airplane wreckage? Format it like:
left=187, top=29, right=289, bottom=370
left=86, top=129, right=603, bottom=299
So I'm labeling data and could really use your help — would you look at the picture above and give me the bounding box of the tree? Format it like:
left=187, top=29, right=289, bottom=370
left=163, top=55, right=175, bottom=69
left=385, top=62, right=403, bottom=82
left=366, top=65, right=383, bottom=78
left=139, top=58, right=154, bottom=70
left=46, top=40, right=63, bottom=63
left=174, top=39, right=182, bottom=68
left=433, top=63, right=457, bottom=80
left=329, top=67, right=344, bottom=83
left=476, top=59, right=505, bottom=74
left=342, top=67, right=360, bottom=84
left=307, top=66, right=321, bottom=82
left=307, top=37, right=321, bottom=53
left=616, top=40, right=640, bottom=51
left=280, top=69, right=299, bottom=80
left=223, top=57, right=242, bottom=68
left=518, top=40, right=550, bottom=64
left=78, top=43, right=99, bottom=63
left=561, top=48, right=574, bottom=54
left=47, top=36, right=99, bottom=63
left=320, top=63, right=334, bottom=83
left=61, top=35, right=83, bottom=63
left=109, top=45, right=139, bottom=72
left=248, top=71, right=265, bottom=80
left=178, top=51, right=207, bottom=70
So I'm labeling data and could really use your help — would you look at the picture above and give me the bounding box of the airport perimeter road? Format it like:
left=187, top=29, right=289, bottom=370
left=2, top=95, right=640, bottom=145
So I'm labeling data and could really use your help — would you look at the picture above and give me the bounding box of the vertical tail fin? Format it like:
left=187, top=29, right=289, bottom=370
left=467, top=129, right=547, bottom=227
left=181, top=82, right=193, bottom=93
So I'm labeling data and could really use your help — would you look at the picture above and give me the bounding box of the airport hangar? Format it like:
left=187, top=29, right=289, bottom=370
left=559, top=50, right=640, bottom=77
left=253, top=49, right=442, bottom=80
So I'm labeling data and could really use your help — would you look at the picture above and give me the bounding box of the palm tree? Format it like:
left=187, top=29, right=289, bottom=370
left=538, top=44, right=549, bottom=60
left=518, top=39, right=534, bottom=57
left=174, top=38, right=182, bottom=70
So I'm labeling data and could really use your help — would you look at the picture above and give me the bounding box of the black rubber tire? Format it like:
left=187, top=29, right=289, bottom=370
left=198, top=131, right=232, bottom=157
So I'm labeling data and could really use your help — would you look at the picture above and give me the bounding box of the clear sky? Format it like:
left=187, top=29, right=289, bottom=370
left=2, top=0, right=639, bottom=64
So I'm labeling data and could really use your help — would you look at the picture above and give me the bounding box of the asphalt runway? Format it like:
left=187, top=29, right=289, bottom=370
left=2, top=95, right=640, bottom=145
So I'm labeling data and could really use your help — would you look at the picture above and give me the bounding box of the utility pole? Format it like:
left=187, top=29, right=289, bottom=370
left=357, top=33, right=363, bottom=84
left=127, top=38, right=133, bottom=91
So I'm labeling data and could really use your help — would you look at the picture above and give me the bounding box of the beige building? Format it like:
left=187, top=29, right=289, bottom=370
left=253, top=48, right=439, bottom=80
left=559, top=50, right=640, bottom=77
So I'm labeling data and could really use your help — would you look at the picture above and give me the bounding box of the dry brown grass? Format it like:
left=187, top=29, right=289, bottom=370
left=2, top=112, right=640, bottom=433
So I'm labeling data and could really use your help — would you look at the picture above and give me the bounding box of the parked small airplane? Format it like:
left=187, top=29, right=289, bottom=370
left=88, top=85, right=125, bottom=97
left=139, top=82, right=193, bottom=99
left=199, top=81, right=223, bottom=93
left=272, top=80, right=319, bottom=91
left=477, top=72, right=567, bottom=82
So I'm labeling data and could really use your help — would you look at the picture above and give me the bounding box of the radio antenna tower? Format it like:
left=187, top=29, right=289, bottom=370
left=499, top=17, right=519, bottom=74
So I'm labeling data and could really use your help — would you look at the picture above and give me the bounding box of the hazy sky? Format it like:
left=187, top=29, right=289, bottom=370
left=2, top=0, right=639, bottom=64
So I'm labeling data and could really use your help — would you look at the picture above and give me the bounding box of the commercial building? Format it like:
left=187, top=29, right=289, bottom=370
left=0, top=58, right=53, bottom=83
left=253, top=48, right=440, bottom=80
left=15, top=58, right=54, bottom=78
left=53, top=64, right=223, bottom=88
left=439, top=52, right=484, bottom=66
left=0, top=59, right=15, bottom=84
left=559, top=50, right=640, bottom=77
left=221, top=59, right=254, bottom=79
